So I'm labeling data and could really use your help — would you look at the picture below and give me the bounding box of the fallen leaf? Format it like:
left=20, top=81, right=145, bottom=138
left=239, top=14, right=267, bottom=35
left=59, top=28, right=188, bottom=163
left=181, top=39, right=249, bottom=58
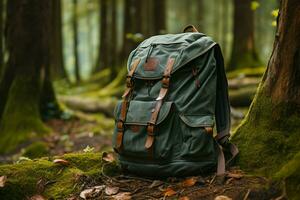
left=182, top=177, right=197, bottom=187
left=102, top=152, right=115, bottom=163
left=105, top=186, right=119, bottom=195
left=0, top=176, right=7, bottom=187
left=164, top=187, right=177, bottom=197
left=29, top=195, right=46, bottom=200
left=80, top=185, right=105, bottom=199
left=53, top=159, right=69, bottom=166
left=215, top=195, right=232, bottom=200
left=226, top=172, right=243, bottom=179
left=148, top=180, right=163, bottom=188
left=179, top=196, right=190, bottom=200
left=112, top=192, right=132, bottom=200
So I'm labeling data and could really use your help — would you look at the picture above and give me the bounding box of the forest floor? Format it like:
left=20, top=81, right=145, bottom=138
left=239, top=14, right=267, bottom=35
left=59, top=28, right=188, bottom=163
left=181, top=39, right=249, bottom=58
left=0, top=111, right=284, bottom=200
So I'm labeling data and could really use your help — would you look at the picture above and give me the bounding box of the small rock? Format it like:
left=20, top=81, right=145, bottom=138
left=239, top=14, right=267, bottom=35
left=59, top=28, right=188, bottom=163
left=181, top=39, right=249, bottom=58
left=105, top=186, right=119, bottom=195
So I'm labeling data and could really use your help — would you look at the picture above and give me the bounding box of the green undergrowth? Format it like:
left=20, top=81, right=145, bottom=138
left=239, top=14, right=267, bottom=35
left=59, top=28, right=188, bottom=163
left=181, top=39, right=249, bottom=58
left=275, top=152, right=300, bottom=200
left=227, top=66, right=266, bottom=79
left=232, top=85, right=300, bottom=199
left=21, top=142, right=50, bottom=159
left=0, top=152, right=120, bottom=200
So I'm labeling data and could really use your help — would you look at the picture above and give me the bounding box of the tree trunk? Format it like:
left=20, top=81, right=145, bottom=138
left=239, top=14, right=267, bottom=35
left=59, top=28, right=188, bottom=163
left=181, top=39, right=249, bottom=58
left=94, top=0, right=109, bottom=72
left=232, top=1, right=300, bottom=197
left=228, top=0, right=261, bottom=71
left=0, top=0, right=3, bottom=77
left=72, top=0, right=80, bottom=82
left=50, top=0, right=67, bottom=80
left=153, top=0, right=166, bottom=34
left=109, top=0, right=118, bottom=79
left=121, top=0, right=133, bottom=61
left=0, top=0, right=59, bottom=153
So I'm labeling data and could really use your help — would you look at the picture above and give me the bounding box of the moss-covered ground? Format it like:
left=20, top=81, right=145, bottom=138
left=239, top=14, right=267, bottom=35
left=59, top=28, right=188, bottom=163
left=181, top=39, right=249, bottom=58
left=0, top=152, right=120, bottom=199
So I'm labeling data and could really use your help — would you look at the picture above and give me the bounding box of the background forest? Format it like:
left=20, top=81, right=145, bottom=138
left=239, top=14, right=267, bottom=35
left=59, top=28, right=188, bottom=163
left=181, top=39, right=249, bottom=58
left=3, top=0, right=299, bottom=199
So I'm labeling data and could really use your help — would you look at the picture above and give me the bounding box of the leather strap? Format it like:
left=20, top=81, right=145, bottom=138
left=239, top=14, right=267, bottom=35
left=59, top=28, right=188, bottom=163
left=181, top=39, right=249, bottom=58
left=216, top=144, right=226, bottom=176
left=145, top=58, right=175, bottom=154
left=183, top=25, right=199, bottom=33
left=115, top=59, right=140, bottom=152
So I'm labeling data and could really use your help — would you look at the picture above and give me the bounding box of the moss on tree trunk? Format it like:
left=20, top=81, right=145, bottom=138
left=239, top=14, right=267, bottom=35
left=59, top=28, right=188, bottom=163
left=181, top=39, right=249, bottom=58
left=0, top=0, right=60, bottom=153
left=0, top=76, right=50, bottom=153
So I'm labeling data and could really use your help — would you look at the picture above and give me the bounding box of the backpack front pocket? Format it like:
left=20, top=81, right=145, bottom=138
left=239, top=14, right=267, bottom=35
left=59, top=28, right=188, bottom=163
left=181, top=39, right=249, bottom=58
left=113, top=100, right=176, bottom=160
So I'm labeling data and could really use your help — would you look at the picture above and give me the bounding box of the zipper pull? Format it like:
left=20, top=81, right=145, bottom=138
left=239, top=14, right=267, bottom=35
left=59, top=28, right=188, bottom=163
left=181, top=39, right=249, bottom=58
left=146, top=44, right=156, bottom=63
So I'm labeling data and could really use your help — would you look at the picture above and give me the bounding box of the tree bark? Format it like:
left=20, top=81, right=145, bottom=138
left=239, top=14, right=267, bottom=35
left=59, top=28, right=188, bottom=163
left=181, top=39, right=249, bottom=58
left=0, top=0, right=59, bottom=153
left=50, top=0, right=67, bottom=80
left=233, top=0, right=300, bottom=183
left=72, top=0, right=81, bottom=82
left=228, top=0, right=261, bottom=71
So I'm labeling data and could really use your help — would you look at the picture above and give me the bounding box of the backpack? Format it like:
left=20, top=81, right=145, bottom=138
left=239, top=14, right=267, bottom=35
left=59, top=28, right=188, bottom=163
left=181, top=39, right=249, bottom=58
left=112, top=25, right=238, bottom=177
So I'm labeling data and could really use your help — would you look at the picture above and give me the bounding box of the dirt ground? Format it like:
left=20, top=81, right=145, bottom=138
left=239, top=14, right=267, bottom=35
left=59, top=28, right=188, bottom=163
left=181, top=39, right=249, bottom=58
left=68, top=167, right=283, bottom=200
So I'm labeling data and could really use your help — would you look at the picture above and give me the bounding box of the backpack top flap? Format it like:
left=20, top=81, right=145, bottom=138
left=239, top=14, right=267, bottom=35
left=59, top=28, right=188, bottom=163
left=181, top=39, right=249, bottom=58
left=127, top=32, right=216, bottom=79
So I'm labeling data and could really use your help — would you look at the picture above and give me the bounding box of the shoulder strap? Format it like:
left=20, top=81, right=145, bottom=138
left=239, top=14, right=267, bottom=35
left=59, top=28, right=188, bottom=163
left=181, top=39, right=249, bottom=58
left=214, top=45, right=239, bottom=176
left=115, top=59, right=140, bottom=152
left=145, top=58, right=175, bottom=155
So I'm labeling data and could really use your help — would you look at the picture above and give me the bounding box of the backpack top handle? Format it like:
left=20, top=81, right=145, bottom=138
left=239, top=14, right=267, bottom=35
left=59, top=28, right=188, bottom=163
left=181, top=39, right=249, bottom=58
left=183, top=25, right=199, bottom=33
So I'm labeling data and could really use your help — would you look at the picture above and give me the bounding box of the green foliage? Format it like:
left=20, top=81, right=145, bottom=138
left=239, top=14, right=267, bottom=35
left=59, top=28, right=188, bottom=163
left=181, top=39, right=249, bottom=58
left=251, top=1, right=260, bottom=11
left=227, top=66, right=266, bottom=79
left=0, top=153, right=121, bottom=199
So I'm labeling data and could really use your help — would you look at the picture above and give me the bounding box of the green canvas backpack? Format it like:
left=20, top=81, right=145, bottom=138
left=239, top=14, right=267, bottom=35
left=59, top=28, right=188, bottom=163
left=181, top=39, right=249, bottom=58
left=112, top=26, right=238, bottom=177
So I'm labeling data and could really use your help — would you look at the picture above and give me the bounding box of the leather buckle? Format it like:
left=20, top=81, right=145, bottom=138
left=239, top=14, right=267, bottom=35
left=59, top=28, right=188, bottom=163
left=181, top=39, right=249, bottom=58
left=161, top=77, right=170, bottom=88
left=126, top=76, right=134, bottom=88
left=147, top=122, right=155, bottom=135
left=117, top=120, right=124, bottom=132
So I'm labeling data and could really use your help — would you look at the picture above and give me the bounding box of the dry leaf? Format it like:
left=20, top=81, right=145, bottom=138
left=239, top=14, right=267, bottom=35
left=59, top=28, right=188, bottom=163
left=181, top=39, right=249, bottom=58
left=179, top=196, right=190, bottom=200
left=226, top=172, right=243, bottom=179
left=80, top=185, right=105, bottom=199
left=0, top=176, right=7, bottom=187
left=215, top=195, right=232, bottom=200
left=148, top=180, right=163, bottom=188
left=112, top=192, right=132, bottom=200
left=53, top=159, right=69, bottom=166
left=105, top=186, right=119, bottom=195
left=102, top=152, right=115, bottom=163
left=182, top=177, right=197, bottom=187
left=164, top=187, right=177, bottom=197
left=29, top=195, right=46, bottom=200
